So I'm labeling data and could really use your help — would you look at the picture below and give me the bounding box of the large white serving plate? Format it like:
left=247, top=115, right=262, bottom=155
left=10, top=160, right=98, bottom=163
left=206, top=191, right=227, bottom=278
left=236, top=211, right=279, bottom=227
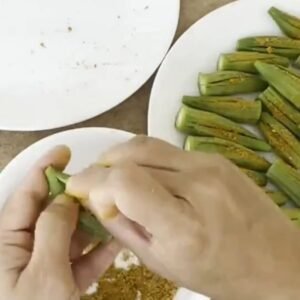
left=0, top=0, right=179, bottom=131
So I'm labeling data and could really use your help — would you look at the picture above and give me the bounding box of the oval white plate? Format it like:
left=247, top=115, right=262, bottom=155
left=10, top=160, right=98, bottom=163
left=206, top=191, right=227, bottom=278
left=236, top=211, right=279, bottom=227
left=0, top=127, right=207, bottom=300
left=0, top=0, right=179, bottom=131
left=148, top=0, right=300, bottom=298
left=148, top=0, right=300, bottom=148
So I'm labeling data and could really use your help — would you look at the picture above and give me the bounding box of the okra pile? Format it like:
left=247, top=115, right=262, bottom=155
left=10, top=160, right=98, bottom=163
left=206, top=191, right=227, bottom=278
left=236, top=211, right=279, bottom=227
left=175, top=6, right=300, bottom=225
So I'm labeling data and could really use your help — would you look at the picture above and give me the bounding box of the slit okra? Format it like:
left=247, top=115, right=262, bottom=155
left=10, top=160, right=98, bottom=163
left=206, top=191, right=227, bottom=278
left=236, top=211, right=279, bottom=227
left=281, top=207, right=300, bottom=220
left=182, top=96, right=262, bottom=124
left=198, top=71, right=267, bottom=96
left=269, top=7, right=300, bottom=40
left=237, top=36, right=300, bottom=59
left=296, top=56, right=300, bottom=68
left=184, top=136, right=270, bottom=171
left=241, top=168, right=267, bottom=187
left=267, top=160, right=300, bottom=207
left=255, top=61, right=300, bottom=109
left=258, top=87, right=300, bottom=137
left=259, top=112, right=300, bottom=168
left=218, top=52, right=289, bottom=74
left=45, top=166, right=110, bottom=241
left=176, top=106, right=270, bottom=151
left=266, top=191, right=289, bottom=206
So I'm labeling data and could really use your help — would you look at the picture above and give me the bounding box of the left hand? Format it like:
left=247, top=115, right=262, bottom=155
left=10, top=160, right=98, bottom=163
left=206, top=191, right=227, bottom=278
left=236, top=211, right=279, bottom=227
left=0, top=146, right=120, bottom=300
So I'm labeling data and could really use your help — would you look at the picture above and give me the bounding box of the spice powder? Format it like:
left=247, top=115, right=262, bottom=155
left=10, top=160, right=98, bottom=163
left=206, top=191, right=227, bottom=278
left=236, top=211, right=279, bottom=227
left=81, top=265, right=177, bottom=300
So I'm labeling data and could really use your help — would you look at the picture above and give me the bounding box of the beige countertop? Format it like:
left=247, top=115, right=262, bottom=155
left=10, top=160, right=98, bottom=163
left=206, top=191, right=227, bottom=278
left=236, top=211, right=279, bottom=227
left=0, top=0, right=233, bottom=169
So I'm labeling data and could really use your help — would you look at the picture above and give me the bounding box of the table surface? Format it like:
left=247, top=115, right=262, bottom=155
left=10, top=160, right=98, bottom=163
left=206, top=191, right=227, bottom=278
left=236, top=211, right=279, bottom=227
left=0, top=0, right=233, bottom=169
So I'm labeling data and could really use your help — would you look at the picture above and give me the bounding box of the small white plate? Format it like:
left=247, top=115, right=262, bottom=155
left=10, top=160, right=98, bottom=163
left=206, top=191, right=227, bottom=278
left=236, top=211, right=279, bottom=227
left=0, top=127, right=207, bottom=300
left=0, top=0, right=179, bottom=131
left=148, top=0, right=300, bottom=298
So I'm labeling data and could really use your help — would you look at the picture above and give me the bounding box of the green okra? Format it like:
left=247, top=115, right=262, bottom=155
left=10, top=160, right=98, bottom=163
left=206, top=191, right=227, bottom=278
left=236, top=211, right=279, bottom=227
left=269, top=7, right=300, bottom=40
left=176, top=106, right=270, bottom=151
left=296, top=56, right=300, bottom=68
left=241, top=168, right=267, bottom=187
left=185, top=136, right=271, bottom=171
left=281, top=207, right=300, bottom=220
left=182, top=96, right=262, bottom=124
left=45, top=166, right=110, bottom=241
left=198, top=71, right=267, bottom=96
left=258, top=87, right=300, bottom=137
left=259, top=112, right=300, bottom=168
left=267, top=160, right=300, bottom=207
left=218, top=52, right=289, bottom=74
left=238, top=36, right=300, bottom=59
left=255, top=61, right=300, bottom=109
left=266, top=190, right=289, bottom=206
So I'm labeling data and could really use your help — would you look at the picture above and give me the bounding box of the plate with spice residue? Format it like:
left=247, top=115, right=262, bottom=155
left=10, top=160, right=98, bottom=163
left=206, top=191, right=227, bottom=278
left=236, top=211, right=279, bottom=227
left=0, top=127, right=208, bottom=300
left=0, top=0, right=179, bottom=131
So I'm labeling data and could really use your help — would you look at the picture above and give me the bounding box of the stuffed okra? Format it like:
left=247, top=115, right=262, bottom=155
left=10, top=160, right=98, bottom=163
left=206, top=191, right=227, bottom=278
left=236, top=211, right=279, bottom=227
left=182, top=96, right=262, bottom=123
left=255, top=61, right=300, bottom=109
left=258, top=87, right=300, bottom=137
left=198, top=71, right=267, bottom=96
left=218, top=52, right=289, bottom=74
left=267, top=160, right=300, bottom=207
left=176, top=106, right=270, bottom=151
left=269, top=7, right=300, bottom=40
left=185, top=136, right=270, bottom=171
left=259, top=112, right=300, bottom=169
left=238, top=36, right=300, bottom=59
left=241, top=168, right=268, bottom=187
left=45, top=166, right=110, bottom=241
left=266, top=191, right=289, bottom=206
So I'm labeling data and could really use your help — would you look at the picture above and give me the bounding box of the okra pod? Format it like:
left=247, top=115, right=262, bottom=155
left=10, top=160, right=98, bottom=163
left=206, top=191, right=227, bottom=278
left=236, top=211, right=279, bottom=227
left=269, top=7, right=300, bottom=40
left=266, top=191, right=289, bottom=206
left=267, top=160, right=300, bottom=206
left=258, top=87, right=300, bottom=137
left=241, top=168, right=267, bottom=186
left=218, top=52, right=289, bottom=73
left=259, top=112, right=300, bottom=168
left=255, top=61, right=300, bottom=109
left=185, top=136, right=271, bottom=171
left=238, top=36, right=300, bottom=59
left=45, top=166, right=110, bottom=241
left=296, top=56, right=300, bottom=68
left=182, top=96, right=262, bottom=124
left=281, top=207, right=300, bottom=220
left=176, top=106, right=270, bottom=151
left=198, top=71, right=267, bottom=96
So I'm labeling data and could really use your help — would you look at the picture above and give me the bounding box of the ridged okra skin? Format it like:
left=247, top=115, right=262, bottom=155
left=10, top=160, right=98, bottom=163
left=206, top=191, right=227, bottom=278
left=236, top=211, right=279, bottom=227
left=259, top=112, right=300, bottom=169
left=198, top=71, right=267, bottom=96
left=176, top=106, right=270, bottom=151
left=184, top=136, right=271, bottom=171
left=182, top=95, right=262, bottom=124
left=238, top=36, right=300, bottom=59
left=218, top=52, right=289, bottom=73
left=269, top=7, right=300, bottom=39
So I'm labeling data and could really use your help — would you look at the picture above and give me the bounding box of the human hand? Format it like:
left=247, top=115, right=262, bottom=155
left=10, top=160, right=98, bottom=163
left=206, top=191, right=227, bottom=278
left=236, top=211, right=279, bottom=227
left=0, top=146, right=120, bottom=300
left=67, top=136, right=300, bottom=300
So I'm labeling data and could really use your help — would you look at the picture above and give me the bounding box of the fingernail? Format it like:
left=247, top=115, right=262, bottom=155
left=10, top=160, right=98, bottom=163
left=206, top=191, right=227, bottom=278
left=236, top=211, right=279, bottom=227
left=89, top=199, right=119, bottom=221
left=54, top=194, right=78, bottom=207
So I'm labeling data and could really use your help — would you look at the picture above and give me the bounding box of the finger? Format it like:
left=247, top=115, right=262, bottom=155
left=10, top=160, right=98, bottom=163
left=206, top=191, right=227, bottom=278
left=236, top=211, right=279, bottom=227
left=66, top=164, right=190, bottom=202
left=31, top=195, right=78, bottom=268
left=87, top=162, right=193, bottom=239
left=0, top=146, right=71, bottom=232
left=98, top=135, right=225, bottom=172
left=70, top=229, right=95, bottom=260
left=72, top=239, right=121, bottom=293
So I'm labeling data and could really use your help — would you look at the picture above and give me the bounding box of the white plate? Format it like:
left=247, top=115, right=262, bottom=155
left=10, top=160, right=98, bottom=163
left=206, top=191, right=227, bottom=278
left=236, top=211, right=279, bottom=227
left=148, top=0, right=300, bottom=148
left=0, top=127, right=207, bottom=300
left=148, top=0, right=300, bottom=298
left=0, top=0, right=179, bottom=131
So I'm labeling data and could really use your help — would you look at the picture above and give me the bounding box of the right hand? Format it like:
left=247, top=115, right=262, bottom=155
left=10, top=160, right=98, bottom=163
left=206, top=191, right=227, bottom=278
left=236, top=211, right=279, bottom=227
left=66, top=136, right=300, bottom=300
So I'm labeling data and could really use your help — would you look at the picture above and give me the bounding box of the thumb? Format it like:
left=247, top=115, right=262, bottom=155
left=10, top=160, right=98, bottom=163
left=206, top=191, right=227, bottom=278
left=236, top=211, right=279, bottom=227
left=31, top=195, right=79, bottom=267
